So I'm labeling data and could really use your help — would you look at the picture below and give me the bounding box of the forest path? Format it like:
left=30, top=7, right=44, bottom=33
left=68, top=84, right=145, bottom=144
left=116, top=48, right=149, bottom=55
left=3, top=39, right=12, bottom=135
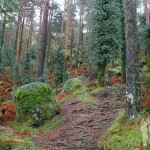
left=35, top=86, right=125, bottom=150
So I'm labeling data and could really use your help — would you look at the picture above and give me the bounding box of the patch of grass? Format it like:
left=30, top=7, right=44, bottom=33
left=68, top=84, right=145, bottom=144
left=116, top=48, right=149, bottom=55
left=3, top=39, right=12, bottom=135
left=10, top=120, right=38, bottom=133
left=98, top=113, right=150, bottom=150
left=91, top=86, right=103, bottom=95
left=40, top=114, right=67, bottom=131
left=0, top=133, right=42, bottom=150
left=8, top=114, right=67, bottom=149
left=73, top=85, right=97, bottom=106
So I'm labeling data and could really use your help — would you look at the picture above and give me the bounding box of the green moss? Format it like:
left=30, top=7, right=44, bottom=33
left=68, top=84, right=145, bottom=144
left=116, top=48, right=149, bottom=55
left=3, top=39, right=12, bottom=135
left=10, top=120, right=37, bottom=133
left=98, top=113, right=150, bottom=150
left=15, top=82, right=60, bottom=126
left=73, top=85, right=97, bottom=106
left=62, top=78, right=83, bottom=92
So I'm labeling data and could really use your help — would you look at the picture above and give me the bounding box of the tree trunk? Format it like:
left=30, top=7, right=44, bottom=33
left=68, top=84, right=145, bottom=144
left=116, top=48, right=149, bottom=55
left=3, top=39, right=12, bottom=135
left=38, top=0, right=44, bottom=41
left=124, top=0, right=141, bottom=118
left=87, top=0, right=93, bottom=81
left=37, top=0, right=50, bottom=77
left=76, top=0, right=82, bottom=68
left=28, top=0, right=35, bottom=52
left=16, top=0, right=25, bottom=63
left=143, top=0, right=149, bottom=24
left=47, top=0, right=54, bottom=64
left=120, top=0, right=126, bottom=83
left=0, top=13, right=7, bottom=64
left=69, top=0, right=75, bottom=70
left=60, top=0, right=66, bottom=48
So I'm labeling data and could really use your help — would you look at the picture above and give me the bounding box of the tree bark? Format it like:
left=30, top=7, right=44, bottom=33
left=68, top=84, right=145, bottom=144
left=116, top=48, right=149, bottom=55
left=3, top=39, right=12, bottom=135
left=28, top=0, right=35, bottom=52
left=60, top=0, right=66, bottom=48
left=37, top=0, right=50, bottom=77
left=124, top=0, right=141, bottom=118
left=76, top=0, right=82, bottom=68
left=143, top=0, right=149, bottom=24
left=47, top=0, right=54, bottom=64
left=38, top=0, right=44, bottom=41
left=16, top=0, right=25, bottom=63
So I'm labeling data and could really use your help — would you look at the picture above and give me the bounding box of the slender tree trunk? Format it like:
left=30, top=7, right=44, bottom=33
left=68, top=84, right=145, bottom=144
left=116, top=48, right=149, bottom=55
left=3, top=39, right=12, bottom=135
left=28, top=0, right=35, bottom=52
left=47, top=0, right=54, bottom=64
left=38, top=0, right=44, bottom=41
left=69, top=0, right=75, bottom=70
left=0, top=13, right=7, bottom=64
left=63, top=0, right=70, bottom=82
left=87, top=0, right=93, bottom=81
left=60, top=0, right=66, bottom=48
left=120, top=0, right=126, bottom=83
left=22, top=17, right=29, bottom=59
left=16, top=0, right=25, bottom=63
left=6, top=22, right=13, bottom=44
left=76, top=0, right=82, bottom=68
left=124, top=0, right=141, bottom=118
left=37, top=0, right=50, bottom=77
left=143, top=0, right=149, bottom=24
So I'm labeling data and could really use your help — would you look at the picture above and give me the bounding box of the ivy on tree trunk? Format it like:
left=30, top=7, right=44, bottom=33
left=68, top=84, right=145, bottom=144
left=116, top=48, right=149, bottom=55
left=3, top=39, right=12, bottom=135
left=124, top=0, right=142, bottom=118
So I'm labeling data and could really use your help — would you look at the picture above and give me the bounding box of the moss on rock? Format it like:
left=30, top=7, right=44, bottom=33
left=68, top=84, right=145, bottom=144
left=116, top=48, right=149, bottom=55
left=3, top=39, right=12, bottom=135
left=15, top=82, right=60, bottom=127
left=62, top=78, right=83, bottom=92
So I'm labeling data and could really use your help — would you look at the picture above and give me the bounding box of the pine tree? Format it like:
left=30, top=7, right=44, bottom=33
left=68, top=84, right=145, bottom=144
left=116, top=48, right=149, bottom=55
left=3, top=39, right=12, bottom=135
left=91, top=0, right=122, bottom=85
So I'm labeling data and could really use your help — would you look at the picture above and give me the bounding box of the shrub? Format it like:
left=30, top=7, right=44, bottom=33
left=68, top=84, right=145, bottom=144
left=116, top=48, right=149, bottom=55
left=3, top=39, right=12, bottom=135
left=62, top=78, right=83, bottom=92
left=52, top=48, right=65, bottom=86
left=15, top=82, right=60, bottom=127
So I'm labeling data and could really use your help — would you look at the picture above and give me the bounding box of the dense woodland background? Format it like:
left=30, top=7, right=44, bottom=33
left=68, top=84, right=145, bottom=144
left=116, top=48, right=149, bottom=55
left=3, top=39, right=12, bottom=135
left=0, top=0, right=150, bottom=149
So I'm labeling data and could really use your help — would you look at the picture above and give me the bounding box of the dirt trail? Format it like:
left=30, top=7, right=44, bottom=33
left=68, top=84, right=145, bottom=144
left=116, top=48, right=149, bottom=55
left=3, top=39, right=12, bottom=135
left=35, top=86, right=125, bottom=150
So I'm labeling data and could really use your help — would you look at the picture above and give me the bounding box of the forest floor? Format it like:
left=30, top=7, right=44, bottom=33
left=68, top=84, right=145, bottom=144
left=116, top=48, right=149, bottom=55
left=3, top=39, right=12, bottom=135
left=35, top=85, right=126, bottom=150
left=1, top=66, right=149, bottom=149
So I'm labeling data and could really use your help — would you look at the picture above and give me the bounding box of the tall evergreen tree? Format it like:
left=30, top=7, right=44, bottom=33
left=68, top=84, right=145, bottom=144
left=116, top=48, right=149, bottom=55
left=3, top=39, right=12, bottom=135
left=91, top=0, right=122, bottom=85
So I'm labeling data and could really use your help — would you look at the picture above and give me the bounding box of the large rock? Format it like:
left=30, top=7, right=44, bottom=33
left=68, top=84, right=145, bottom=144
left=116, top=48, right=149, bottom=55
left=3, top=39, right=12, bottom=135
left=15, top=82, right=60, bottom=127
left=62, top=78, right=83, bottom=92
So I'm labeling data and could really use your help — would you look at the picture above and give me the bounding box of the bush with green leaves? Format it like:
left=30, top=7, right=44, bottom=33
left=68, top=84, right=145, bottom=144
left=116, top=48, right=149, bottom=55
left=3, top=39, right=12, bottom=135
left=52, top=48, right=65, bottom=86
left=15, top=82, right=60, bottom=127
left=62, top=78, right=83, bottom=92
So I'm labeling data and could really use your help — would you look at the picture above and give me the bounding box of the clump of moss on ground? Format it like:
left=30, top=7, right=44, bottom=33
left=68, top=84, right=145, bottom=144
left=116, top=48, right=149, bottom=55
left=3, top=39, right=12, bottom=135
left=98, top=113, right=150, bottom=150
left=62, top=78, right=83, bottom=92
left=73, top=85, right=97, bottom=106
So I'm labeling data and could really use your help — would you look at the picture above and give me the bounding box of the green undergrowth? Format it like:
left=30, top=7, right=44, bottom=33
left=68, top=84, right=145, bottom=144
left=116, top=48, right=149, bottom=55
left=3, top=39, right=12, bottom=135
left=10, top=114, right=66, bottom=132
left=98, top=112, right=150, bottom=150
left=73, top=85, right=97, bottom=106
left=0, top=133, right=42, bottom=150
left=40, top=114, right=67, bottom=131
left=62, top=78, right=83, bottom=92
left=5, top=114, right=66, bottom=149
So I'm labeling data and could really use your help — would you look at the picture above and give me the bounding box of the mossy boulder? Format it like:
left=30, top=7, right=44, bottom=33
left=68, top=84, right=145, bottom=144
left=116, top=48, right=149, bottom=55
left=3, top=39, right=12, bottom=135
left=62, top=78, right=83, bottom=92
left=15, top=82, right=60, bottom=127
